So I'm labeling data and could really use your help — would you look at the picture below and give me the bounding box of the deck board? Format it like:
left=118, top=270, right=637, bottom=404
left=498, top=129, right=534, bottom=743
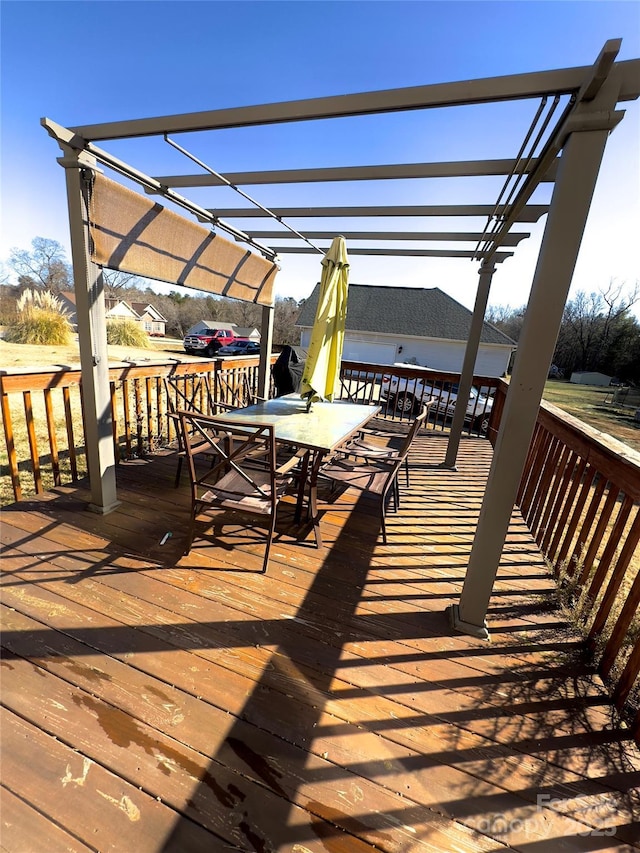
left=2, top=433, right=640, bottom=851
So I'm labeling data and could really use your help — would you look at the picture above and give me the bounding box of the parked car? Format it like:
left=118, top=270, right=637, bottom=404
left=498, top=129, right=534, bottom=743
left=183, top=328, right=237, bottom=356
left=217, top=340, right=261, bottom=356
left=380, top=366, right=493, bottom=432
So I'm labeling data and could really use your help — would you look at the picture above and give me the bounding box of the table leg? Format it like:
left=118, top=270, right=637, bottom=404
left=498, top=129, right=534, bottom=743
left=307, top=450, right=325, bottom=549
left=294, top=450, right=310, bottom=523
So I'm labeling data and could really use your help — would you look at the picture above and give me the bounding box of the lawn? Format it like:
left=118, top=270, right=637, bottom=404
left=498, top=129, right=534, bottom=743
left=542, top=379, right=640, bottom=452
left=0, top=336, right=188, bottom=369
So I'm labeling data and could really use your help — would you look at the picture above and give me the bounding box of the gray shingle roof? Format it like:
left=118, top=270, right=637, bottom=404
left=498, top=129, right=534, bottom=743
left=296, top=284, right=515, bottom=346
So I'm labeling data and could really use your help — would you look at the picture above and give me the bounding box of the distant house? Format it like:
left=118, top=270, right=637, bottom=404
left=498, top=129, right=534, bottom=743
left=570, top=371, right=612, bottom=386
left=296, top=284, right=516, bottom=378
left=234, top=327, right=261, bottom=342
left=185, top=320, right=237, bottom=337
left=128, top=302, right=167, bottom=337
left=60, top=293, right=167, bottom=337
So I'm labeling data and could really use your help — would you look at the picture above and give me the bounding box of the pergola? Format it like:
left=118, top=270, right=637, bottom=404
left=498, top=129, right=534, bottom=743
left=42, top=38, right=640, bottom=639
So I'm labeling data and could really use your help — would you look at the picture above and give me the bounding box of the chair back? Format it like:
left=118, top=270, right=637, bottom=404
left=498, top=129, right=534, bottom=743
left=215, top=371, right=260, bottom=410
left=178, top=411, right=278, bottom=514
left=164, top=372, right=215, bottom=417
left=396, top=401, right=433, bottom=459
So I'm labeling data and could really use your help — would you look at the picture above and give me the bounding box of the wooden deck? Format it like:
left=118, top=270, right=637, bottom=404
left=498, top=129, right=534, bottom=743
left=2, top=432, right=640, bottom=852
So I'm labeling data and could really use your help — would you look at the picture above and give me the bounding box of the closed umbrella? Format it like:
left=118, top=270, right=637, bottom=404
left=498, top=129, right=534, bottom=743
left=300, top=236, right=349, bottom=409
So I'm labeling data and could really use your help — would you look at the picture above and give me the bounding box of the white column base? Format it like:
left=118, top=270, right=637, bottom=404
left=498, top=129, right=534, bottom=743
left=87, top=499, right=121, bottom=516
left=446, top=603, right=490, bottom=640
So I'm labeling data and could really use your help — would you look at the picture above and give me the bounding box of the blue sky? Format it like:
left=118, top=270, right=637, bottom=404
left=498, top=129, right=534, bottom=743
left=1, top=0, right=639, bottom=312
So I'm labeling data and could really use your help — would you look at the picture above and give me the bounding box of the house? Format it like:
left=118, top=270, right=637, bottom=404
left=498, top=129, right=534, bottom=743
left=128, top=302, right=167, bottom=336
left=234, top=327, right=261, bottom=342
left=296, top=284, right=516, bottom=378
left=185, top=320, right=237, bottom=337
left=60, top=294, right=167, bottom=336
left=570, top=371, right=613, bottom=386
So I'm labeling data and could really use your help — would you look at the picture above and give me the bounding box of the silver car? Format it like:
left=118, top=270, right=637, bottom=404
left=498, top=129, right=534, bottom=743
left=380, top=369, right=493, bottom=432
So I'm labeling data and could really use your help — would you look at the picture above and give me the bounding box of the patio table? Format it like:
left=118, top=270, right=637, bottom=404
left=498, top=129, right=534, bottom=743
left=217, top=394, right=381, bottom=547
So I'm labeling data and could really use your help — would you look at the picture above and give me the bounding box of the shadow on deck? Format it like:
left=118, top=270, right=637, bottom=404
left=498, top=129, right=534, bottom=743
left=1, top=433, right=639, bottom=851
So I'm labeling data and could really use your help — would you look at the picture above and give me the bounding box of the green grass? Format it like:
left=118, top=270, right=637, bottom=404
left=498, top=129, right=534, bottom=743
left=542, top=380, right=640, bottom=452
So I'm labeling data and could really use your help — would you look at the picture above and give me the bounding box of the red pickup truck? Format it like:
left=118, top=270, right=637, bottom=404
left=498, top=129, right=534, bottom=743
left=183, top=328, right=238, bottom=356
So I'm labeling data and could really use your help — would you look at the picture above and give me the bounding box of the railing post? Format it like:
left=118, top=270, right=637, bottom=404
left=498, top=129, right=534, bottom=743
left=444, top=260, right=496, bottom=469
left=258, top=304, right=274, bottom=398
left=58, top=149, right=119, bottom=514
left=448, top=78, right=624, bottom=639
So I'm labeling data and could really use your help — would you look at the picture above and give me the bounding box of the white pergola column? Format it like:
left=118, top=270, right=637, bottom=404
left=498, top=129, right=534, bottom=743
left=59, top=151, right=119, bottom=514
left=444, top=260, right=496, bottom=469
left=258, top=303, right=275, bottom=398
left=447, top=83, right=623, bottom=639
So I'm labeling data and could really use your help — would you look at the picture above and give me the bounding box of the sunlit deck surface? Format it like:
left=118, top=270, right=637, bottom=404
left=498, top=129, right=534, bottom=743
left=2, top=431, right=640, bottom=852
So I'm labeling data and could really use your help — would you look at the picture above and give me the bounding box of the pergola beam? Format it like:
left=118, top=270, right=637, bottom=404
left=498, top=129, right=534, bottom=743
left=268, top=246, right=514, bottom=261
left=208, top=204, right=550, bottom=221
left=69, top=54, right=640, bottom=141
left=242, top=230, right=530, bottom=245
left=151, top=159, right=558, bottom=189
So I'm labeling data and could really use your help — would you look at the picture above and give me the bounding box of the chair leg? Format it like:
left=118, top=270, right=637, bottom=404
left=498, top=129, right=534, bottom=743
left=380, top=499, right=387, bottom=544
left=404, top=458, right=409, bottom=488
left=184, top=509, right=196, bottom=555
left=262, top=513, right=278, bottom=574
left=174, top=456, right=183, bottom=488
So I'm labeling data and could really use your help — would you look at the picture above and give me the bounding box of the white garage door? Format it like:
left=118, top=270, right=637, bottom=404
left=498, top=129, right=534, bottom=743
left=342, top=338, right=397, bottom=365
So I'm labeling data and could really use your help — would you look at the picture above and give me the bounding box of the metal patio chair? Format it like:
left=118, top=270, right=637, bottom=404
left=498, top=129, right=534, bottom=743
left=164, top=372, right=217, bottom=487
left=319, top=405, right=429, bottom=544
left=335, top=399, right=435, bottom=489
left=177, top=411, right=300, bottom=573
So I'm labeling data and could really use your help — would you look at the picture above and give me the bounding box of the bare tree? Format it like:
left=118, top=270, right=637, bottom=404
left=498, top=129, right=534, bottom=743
left=102, top=269, right=144, bottom=296
left=8, top=237, right=72, bottom=294
left=486, top=303, right=526, bottom=342
left=555, top=280, right=640, bottom=377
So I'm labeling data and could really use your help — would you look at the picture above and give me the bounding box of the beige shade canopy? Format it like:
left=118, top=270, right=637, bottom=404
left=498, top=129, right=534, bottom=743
left=89, top=173, right=278, bottom=306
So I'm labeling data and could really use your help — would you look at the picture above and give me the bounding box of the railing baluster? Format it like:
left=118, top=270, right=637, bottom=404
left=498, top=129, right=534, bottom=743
left=531, top=435, right=563, bottom=539
left=541, top=447, right=577, bottom=555
left=122, top=379, right=132, bottom=459
left=62, top=386, right=78, bottom=481
left=599, top=511, right=640, bottom=673
left=575, top=481, right=617, bottom=586
left=43, top=388, right=61, bottom=487
left=1, top=378, right=21, bottom=501
left=586, top=495, right=635, bottom=630
left=23, top=391, right=42, bottom=494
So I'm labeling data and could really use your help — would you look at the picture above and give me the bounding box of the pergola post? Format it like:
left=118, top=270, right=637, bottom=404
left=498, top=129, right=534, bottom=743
left=447, top=82, right=623, bottom=639
left=258, top=303, right=275, bottom=398
left=58, top=150, right=119, bottom=514
left=444, top=260, right=496, bottom=469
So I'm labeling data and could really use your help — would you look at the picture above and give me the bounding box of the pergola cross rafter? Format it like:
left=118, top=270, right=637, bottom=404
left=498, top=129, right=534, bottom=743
left=43, top=38, right=640, bottom=639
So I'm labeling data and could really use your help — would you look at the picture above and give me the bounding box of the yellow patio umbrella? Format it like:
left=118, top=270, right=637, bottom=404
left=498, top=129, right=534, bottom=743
left=300, top=236, right=350, bottom=409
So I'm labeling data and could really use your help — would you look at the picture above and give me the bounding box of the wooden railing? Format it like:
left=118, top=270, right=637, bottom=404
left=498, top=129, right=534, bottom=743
left=0, top=357, right=268, bottom=504
left=493, top=380, right=640, bottom=735
left=0, top=358, right=499, bottom=504
left=339, top=360, right=501, bottom=432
